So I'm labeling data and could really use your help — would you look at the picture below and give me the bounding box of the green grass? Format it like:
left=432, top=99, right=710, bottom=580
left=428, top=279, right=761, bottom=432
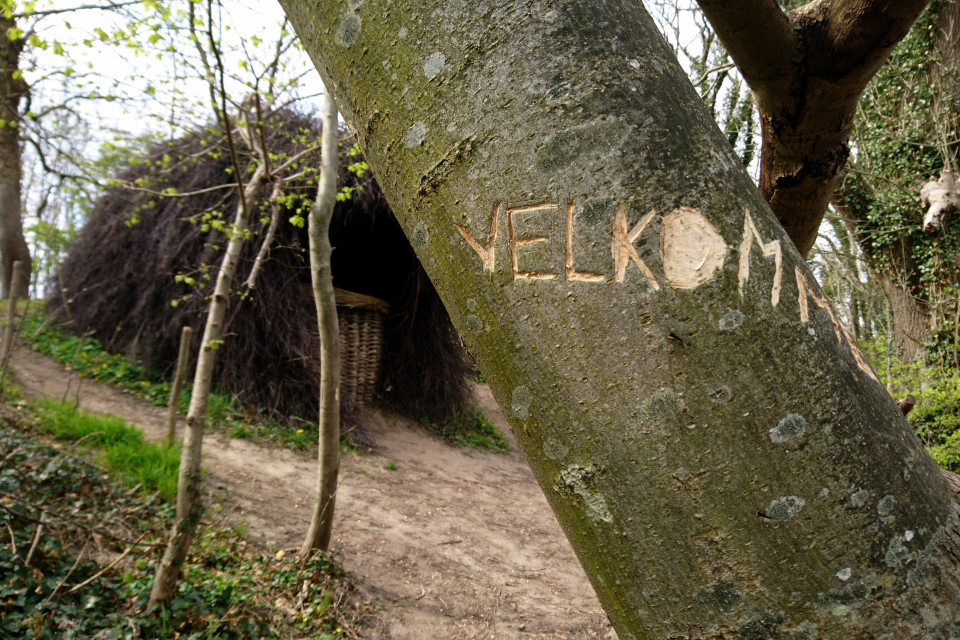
left=18, top=312, right=339, bottom=454
left=20, top=310, right=493, bottom=455
left=423, top=408, right=509, bottom=452
left=31, top=397, right=181, bottom=501
left=20, top=311, right=238, bottom=425
left=384, top=461, right=398, bottom=471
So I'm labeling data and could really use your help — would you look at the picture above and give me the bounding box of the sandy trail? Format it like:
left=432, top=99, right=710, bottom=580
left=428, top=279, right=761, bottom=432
left=10, top=346, right=615, bottom=639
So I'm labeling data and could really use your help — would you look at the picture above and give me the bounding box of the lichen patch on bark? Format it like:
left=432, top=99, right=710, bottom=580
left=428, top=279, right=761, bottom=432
left=556, top=464, right=613, bottom=524
left=770, top=413, right=806, bottom=443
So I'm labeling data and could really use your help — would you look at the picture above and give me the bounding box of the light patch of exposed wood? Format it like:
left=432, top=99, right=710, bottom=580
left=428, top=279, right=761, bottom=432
left=737, top=209, right=782, bottom=306
left=611, top=204, right=659, bottom=289
left=565, top=202, right=604, bottom=283
left=454, top=201, right=502, bottom=273
left=796, top=266, right=876, bottom=379
left=507, top=203, right=560, bottom=281
left=659, top=207, right=727, bottom=290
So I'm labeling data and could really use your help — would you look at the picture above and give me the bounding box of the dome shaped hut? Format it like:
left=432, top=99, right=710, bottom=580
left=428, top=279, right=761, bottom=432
left=53, top=109, right=472, bottom=435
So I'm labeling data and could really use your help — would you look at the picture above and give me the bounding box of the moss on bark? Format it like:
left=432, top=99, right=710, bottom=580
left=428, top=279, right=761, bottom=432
left=280, top=0, right=960, bottom=636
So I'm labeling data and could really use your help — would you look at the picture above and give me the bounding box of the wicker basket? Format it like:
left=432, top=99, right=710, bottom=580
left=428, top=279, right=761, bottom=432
left=302, top=285, right=390, bottom=407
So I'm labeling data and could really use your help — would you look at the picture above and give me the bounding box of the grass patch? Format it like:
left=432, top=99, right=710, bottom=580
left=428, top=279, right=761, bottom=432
left=21, top=311, right=239, bottom=425
left=19, top=312, right=353, bottom=456
left=423, top=408, right=509, bottom=452
left=30, top=397, right=181, bottom=501
left=0, top=422, right=358, bottom=639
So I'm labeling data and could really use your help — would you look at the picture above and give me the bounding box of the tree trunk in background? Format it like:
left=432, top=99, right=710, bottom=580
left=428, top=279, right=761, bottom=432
left=834, top=197, right=931, bottom=362
left=280, top=0, right=960, bottom=636
left=149, top=164, right=267, bottom=607
left=877, top=271, right=929, bottom=363
left=0, top=19, right=32, bottom=300
left=298, top=89, right=341, bottom=558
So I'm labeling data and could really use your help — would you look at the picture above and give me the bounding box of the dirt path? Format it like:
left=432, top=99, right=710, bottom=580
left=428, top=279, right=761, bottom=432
left=10, top=346, right=615, bottom=639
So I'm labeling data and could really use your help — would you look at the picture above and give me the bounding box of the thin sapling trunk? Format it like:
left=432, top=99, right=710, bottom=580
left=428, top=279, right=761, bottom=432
left=298, top=89, right=341, bottom=558
left=149, top=161, right=268, bottom=607
left=165, top=326, right=194, bottom=445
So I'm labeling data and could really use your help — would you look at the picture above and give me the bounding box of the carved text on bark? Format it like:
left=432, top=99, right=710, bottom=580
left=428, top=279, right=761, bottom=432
left=456, top=202, right=878, bottom=380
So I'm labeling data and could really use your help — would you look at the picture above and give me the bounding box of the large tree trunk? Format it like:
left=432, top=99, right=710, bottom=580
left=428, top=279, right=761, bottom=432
left=280, top=0, right=960, bottom=636
left=298, top=89, right=341, bottom=558
left=0, top=18, right=31, bottom=300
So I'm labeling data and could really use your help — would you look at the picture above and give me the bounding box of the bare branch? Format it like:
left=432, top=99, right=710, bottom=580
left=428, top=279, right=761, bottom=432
left=694, top=0, right=797, bottom=113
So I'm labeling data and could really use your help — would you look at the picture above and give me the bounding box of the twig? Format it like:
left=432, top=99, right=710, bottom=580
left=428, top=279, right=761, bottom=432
left=6, top=522, right=16, bottom=556
left=24, top=514, right=45, bottom=566
left=2, top=444, right=44, bottom=463
left=58, top=271, right=77, bottom=328
left=0, top=491, right=159, bottom=548
left=65, top=531, right=148, bottom=595
left=71, top=431, right=103, bottom=449
left=30, top=315, right=55, bottom=339
left=61, top=330, right=94, bottom=407
left=39, top=540, right=89, bottom=610
left=243, top=179, right=284, bottom=291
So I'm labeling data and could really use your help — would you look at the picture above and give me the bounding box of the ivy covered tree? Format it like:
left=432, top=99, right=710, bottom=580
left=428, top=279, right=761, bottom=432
left=837, top=0, right=960, bottom=364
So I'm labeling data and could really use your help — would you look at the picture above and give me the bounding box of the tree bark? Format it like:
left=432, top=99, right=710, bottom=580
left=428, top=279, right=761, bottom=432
left=149, top=163, right=267, bottom=607
left=0, top=19, right=31, bottom=300
left=298, top=89, right=341, bottom=558
left=833, top=196, right=931, bottom=363
left=282, top=0, right=960, bottom=636
left=876, top=270, right=929, bottom=363
left=0, top=260, right=23, bottom=384
left=695, top=0, right=930, bottom=257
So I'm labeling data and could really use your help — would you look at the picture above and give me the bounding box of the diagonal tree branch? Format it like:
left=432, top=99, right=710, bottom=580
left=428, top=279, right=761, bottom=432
left=694, top=0, right=798, bottom=114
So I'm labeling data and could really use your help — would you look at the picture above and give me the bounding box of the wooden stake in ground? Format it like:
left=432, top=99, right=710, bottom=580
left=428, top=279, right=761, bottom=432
left=298, top=89, right=341, bottom=558
left=165, top=326, right=193, bottom=445
left=0, top=260, right=22, bottom=386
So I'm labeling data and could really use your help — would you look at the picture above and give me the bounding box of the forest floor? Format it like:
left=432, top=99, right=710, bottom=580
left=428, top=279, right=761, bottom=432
left=9, top=344, right=617, bottom=640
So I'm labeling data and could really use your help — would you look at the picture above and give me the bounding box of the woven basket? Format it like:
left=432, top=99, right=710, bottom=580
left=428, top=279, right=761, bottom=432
left=302, top=285, right=390, bottom=407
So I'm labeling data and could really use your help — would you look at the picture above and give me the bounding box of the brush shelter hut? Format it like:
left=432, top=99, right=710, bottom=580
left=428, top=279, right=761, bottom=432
left=54, top=110, right=471, bottom=429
